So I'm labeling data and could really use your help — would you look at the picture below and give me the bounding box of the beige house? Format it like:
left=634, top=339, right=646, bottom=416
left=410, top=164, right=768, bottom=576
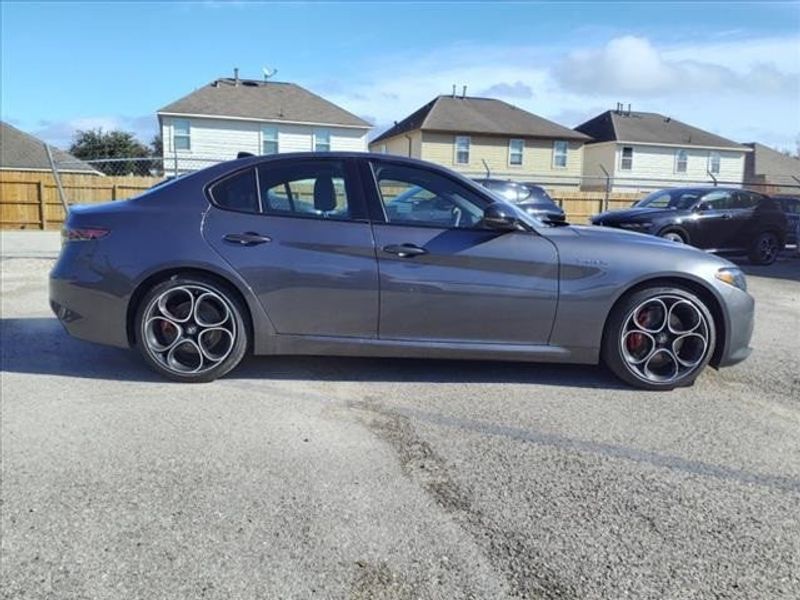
left=369, top=95, right=590, bottom=187
left=575, top=108, right=750, bottom=192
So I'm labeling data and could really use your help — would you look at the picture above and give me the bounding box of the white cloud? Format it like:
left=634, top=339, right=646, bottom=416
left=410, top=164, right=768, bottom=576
left=315, top=35, right=798, bottom=149
left=553, top=35, right=799, bottom=96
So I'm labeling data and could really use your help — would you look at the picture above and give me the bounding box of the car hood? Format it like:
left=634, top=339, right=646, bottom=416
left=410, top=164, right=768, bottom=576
left=592, top=207, right=678, bottom=223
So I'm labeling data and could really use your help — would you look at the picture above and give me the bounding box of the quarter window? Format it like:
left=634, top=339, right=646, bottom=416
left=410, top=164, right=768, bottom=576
left=676, top=149, right=689, bottom=173
left=173, top=119, right=191, bottom=151
left=262, top=127, right=279, bottom=155
left=620, top=146, right=633, bottom=171
left=314, top=129, right=331, bottom=152
left=257, top=160, right=350, bottom=220
left=553, top=141, right=568, bottom=168
left=210, top=169, right=259, bottom=213
left=454, top=136, right=470, bottom=165
left=374, top=163, right=485, bottom=229
left=708, top=151, right=721, bottom=175
left=509, top=139, right=524, bottom=166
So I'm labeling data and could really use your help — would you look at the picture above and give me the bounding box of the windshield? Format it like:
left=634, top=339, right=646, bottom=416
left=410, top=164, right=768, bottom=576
left=520, top=185, right=557, bottom=206
left=636, top=189, right=704, bottom=210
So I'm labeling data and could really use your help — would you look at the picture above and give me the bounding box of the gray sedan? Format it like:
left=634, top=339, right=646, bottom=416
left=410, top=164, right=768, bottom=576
left=50, top=153, right=754, bottom=390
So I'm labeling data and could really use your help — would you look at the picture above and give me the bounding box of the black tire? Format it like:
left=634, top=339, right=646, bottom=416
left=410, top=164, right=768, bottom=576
left=659, top=229, right=687, bottom=244
left=602, top=285, right=716, bottom=391
left=134, top=274, right=248, bottom=382
left=748, top=231, right=780, bottom=265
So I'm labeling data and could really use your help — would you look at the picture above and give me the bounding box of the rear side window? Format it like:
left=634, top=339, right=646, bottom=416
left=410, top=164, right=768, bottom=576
left=210, top=169, right=260, bottom=213
left=732, top=192, right=759, bottom=209
left=257, top=160, right=351, bottom=220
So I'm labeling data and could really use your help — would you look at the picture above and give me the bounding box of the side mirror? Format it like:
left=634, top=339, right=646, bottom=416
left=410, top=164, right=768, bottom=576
left=694, top=202, right=708, bottom=212
left=483, top=202, right=523, bottom=231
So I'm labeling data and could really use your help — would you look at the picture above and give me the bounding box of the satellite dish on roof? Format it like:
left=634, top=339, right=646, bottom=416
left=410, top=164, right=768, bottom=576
left=263, top=67, right=278, bottom=81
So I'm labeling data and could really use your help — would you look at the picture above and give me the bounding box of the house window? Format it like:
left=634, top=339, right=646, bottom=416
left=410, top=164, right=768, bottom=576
left=454, top=136, right=470, bottom=165
left=262, top=126, right=279, bottom=155
left=675, top=149, right=688, bottom=173
left=509, top=139, right=524, bottom=166
left=708, top=151, right=721, bottom=175
left=620, top=146, right=633, bottom=171
left=314, top=129, right=331, bottom=152
left=173, top=119, right=190, bottom=151
left=553, top=141, right=568, bottom=168
left=380, top=144, right=387, bottom=154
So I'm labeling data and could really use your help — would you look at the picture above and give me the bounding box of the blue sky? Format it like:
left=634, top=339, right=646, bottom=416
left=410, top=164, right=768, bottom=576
left=2, top=1, right=798, bottom=150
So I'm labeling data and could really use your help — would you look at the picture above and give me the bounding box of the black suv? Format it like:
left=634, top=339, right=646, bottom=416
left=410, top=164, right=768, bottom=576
left=591, top=187, right=787, bottom=265
left=473, top=178, right=566, bottom=223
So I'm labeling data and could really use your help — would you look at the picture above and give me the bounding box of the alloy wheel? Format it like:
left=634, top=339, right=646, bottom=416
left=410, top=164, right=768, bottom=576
left=757, top=233, right=778, bottom=263
left=619, top=295, right=710, bottom=384
left=142, top=284, right=237, bottom=375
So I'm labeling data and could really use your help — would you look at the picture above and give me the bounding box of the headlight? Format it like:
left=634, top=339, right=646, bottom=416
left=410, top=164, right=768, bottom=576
left=618, top=222, right=652, bottom=230
left=715, top=267, right=747, bottom=292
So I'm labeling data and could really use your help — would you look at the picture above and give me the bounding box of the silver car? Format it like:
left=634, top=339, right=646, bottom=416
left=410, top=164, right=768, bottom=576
left=50, top=153, right=754, bottom=390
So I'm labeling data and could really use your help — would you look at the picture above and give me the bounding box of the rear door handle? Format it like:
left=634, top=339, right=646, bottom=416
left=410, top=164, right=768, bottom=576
left=383, top=243, right=428, bottom=258
left=223, top=232, right=272, bottom=246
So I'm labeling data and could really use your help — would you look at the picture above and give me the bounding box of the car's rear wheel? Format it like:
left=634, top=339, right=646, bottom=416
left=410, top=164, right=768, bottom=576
left=135, top=275, right=248, bottom=382
left=748, top=231, right=780, bottom=265
left=602, top=286, right=716, bottom=391
left=659, top=229, right=687, bottom=244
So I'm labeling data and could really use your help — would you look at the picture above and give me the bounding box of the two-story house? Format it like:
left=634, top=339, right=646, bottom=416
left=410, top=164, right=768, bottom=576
left=575, top=108, right=750, bottom=192
left=368, top=94, right=590, bottom=188
left=157, top=72, right=372, bottom=172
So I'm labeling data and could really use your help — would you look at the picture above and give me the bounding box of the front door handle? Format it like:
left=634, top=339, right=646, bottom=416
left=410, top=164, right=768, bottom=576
left=383, top=243, right=428, bottom=258
left=223, top=232, right=272, bottom=246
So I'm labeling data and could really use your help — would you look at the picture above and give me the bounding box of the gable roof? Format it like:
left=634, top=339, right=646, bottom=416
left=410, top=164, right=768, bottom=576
left=158, top=78, right=371, bottom=129
left=0, top=121, right=97, bottom=173
left=575, top=110, right=746, bottom=150
left=372, top=95, right=590, bottom=144
left=743, top=142, right=800, bottom=179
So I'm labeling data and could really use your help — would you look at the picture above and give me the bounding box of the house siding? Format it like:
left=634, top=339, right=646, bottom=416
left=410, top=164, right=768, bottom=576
left=418, top=132, right=583, bottom=187
left=368, top=132, right=422, bottom=158
left=583, top=142, right=746, bottom=192
left=160, top=116, right=369, bottom=172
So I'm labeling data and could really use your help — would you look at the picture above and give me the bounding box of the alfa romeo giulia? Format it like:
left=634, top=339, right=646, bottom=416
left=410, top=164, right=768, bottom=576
left=50, top=153, right=754, bottom=390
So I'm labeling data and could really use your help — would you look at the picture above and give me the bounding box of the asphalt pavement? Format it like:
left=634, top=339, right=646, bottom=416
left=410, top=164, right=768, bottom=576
left=1, top=235, right=799, bottom=599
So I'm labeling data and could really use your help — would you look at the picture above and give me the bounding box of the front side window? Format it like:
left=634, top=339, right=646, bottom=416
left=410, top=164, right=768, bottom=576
left=173, top=119, right=190, bottom=151
left=675, top=149, right=689, bottom=173
left=553, top=141, right=568, bottom=168
left=708, top=151, right=721, bottom=175
left=257, top=160, right=350, bottom=220
left=509, top=139, right=524, bottom=166
left=699, top=190, right=733, bottom=211
left=620, top=146, right=633, bottom=171
left=374, top=163, right=485, bottom=229
left=314, top=129, right=331, bottom=152
left=262, top=127, right=279, bottom=155
left=210, top=169, right=259, bottom=213
left=454, top=136, right=470, bottom=165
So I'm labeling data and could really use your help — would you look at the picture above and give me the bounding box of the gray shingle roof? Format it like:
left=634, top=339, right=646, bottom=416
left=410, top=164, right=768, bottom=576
left=0, top=121, right=97, bottom=172
left=743, top=142, right=800, bottom=179
left=158, top=78, right=371, bottom=128
left=372, top=96, right=590, bottom=144
left=575, top=110, right=746, bottom=150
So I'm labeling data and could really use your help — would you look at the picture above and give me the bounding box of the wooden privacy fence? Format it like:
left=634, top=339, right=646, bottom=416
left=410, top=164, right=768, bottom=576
left=1, top=171, right=646, bottom=230
left=0, top=171, right=163, bottom=230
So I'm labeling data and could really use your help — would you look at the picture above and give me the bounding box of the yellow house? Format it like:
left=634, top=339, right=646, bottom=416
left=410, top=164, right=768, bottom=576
left=369, top=95, right=591, bottom=188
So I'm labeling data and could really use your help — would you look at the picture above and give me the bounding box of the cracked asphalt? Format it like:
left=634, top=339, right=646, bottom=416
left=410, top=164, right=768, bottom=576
left=1, top=238, right=799, bottom=599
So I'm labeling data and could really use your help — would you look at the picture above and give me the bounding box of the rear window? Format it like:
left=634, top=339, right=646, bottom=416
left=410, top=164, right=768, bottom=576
left=210, top=169, right=260, bottom=213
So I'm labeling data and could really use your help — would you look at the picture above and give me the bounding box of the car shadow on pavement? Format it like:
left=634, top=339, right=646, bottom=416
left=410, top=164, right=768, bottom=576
left=732, top=254, right=800, bottom=283
left=1, top=317, right=625, bottom=389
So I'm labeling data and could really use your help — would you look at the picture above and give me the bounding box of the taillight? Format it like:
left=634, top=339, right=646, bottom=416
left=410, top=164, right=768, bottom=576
left=63, top=227, right=110, bottom=242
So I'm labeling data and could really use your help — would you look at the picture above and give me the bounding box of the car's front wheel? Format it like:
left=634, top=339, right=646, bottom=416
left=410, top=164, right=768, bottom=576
left=135, top=275, right=248, bottom=382
left=659, top=229, right=687, bottom=244
left=602, top=286, right=716, bottom=390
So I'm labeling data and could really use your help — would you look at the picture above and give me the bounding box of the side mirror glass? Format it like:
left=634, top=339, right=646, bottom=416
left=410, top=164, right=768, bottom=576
left=694, top=202, right=708, bottom=212
left=483, top=202, right=522, bottom=231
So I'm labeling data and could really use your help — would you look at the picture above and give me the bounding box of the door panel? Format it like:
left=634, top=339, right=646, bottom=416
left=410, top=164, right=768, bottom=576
left=373, top=225, right=559, bottom=344
left=203, top=159, right=379, bottom=338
